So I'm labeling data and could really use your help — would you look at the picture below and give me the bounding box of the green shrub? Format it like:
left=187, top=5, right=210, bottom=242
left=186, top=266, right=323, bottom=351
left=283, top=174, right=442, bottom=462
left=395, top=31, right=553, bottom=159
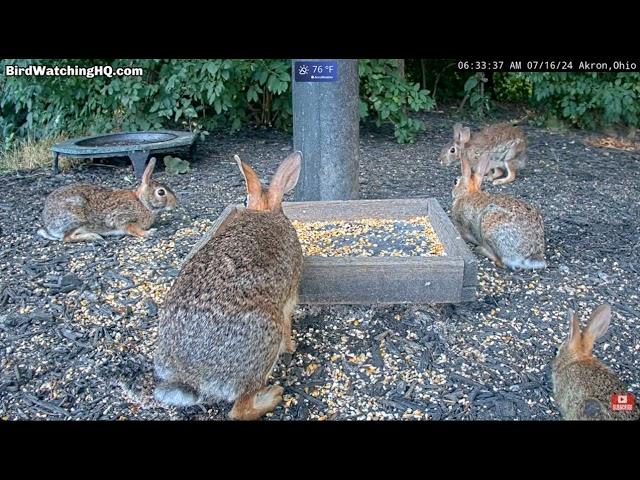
left=358, top=59, right=435, bottom=143
left=404, top=59, right=468, bottom=103
left=1, top=59, right=435, bottom=146
left=0, top=59, right=293, bottom=142
left=494, top=73, right=533, bottom=103
left=460, top=72, right=491, bottom=116
left=528, top=73, right=640, bottom=129
left=4, top=61, right=639, bottom=148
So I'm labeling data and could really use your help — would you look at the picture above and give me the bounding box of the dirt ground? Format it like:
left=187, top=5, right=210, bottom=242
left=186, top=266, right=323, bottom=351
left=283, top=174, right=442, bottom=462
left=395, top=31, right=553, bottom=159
left=1, top=110, right=639, bottom=420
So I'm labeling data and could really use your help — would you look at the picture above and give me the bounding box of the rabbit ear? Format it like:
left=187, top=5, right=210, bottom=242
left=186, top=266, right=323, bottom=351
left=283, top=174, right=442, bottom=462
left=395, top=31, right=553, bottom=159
left=476, top=152, right=491, bottom=178
left=472, top=152, right=491, bottom=189
left=141, top=157, right=156, bottom=185
left=453, top=123, right=463, bottom=139
left=582, top=304, right=611, bottom=353
left=567, top=309, right=582, bottom=345
left=456, top=126, right=471, bottom=145
left=459, top=154, right=472, bottom=184
left=235, top=155, right=265, bottom=209
left=453, top=123, right=470, bottom=143
left=268, top=151, right=302, bottom=208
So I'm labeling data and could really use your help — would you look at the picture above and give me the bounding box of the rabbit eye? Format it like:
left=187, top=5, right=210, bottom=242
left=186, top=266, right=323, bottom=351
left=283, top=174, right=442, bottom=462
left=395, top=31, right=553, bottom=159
left=450, top=147, right=456, bottom=153
left=157, top=188, right=166, bottom=196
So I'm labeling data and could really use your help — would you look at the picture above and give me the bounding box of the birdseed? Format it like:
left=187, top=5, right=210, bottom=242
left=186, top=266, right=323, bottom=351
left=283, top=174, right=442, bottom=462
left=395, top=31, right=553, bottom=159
left=292, top=217, right=446, bottom=257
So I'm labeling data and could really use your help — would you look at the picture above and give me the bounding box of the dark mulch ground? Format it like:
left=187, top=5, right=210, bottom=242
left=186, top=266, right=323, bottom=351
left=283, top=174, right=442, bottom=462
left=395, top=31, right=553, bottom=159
left=1, top=110, right=639, bottom=420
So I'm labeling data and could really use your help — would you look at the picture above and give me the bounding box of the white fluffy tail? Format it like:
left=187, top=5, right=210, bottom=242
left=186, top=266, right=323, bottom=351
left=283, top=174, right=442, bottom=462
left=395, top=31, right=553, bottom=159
left=154, top=382, right=199, bottom=407
left=504, top=256, right=547, bottom=270
left=37, top=227, right=58, bottom=241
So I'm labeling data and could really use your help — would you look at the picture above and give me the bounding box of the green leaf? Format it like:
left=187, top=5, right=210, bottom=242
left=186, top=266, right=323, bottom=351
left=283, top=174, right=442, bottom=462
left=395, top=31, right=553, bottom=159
left=163, top=155, right=191, bottom=175
left=464, top=76, right=478, bottom=92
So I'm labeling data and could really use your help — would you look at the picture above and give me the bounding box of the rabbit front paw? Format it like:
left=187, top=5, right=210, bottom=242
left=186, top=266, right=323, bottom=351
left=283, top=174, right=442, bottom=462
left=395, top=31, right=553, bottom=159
left=125, top=223, right=156, bottom=239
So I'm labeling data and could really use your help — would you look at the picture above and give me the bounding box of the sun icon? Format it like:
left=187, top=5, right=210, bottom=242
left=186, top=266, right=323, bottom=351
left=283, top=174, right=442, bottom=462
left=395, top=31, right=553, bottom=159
left=298, top=65, right=309, bottom=75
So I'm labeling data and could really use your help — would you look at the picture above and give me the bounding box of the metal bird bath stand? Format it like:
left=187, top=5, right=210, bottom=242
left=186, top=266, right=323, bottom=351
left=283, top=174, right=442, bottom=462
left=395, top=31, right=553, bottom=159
left=51, top=131, right=197, bottom=179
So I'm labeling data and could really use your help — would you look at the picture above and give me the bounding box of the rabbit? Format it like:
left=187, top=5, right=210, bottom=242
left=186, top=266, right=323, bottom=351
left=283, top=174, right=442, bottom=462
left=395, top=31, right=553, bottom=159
left=551, top=304, right=639, bottom=420
left=37, top=157, right=176, bottom=242
left=451, top=151, right=546, bottom=269
left=439, top=122, right=527, bottom=185
left=153, top=151, right=304, bottom=420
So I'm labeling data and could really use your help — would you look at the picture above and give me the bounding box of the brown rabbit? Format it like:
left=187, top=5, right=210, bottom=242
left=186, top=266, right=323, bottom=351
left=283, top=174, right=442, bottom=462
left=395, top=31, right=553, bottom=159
left=154, top=151, right=304, bottom=420
left=439, top=122, right=527, bottom=185
left=551, top=304, right=639, bottom=420
left=451, top=152, right=546, bottom=269
left=37, top=158, right=176, bottom=242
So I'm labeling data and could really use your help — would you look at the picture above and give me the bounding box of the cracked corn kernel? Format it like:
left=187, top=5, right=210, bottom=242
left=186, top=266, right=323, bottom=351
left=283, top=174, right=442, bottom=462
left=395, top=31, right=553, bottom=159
left=283, top=395, right=297, bottom=408
left=305, top=363, right=320, bottom=375
left=347, top=353, right=367, bottom=364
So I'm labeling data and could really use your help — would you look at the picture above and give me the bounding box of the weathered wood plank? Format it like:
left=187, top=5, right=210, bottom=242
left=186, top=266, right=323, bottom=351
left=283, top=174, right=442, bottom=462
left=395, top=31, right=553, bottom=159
left=427, top=198, right=478, bottom=290
left=299, top=257, right=465, bottom=304
left=460, top=285, right=477, bottom=302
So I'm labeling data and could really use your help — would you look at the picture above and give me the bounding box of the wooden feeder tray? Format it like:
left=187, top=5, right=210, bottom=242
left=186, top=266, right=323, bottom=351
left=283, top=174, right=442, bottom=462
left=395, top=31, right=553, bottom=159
left=186, top=198, right=477, bottom=305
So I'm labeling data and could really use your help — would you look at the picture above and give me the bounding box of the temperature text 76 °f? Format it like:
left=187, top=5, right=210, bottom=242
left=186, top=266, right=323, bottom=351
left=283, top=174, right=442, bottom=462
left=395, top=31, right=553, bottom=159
left=294, top=61, right=338, bottom=82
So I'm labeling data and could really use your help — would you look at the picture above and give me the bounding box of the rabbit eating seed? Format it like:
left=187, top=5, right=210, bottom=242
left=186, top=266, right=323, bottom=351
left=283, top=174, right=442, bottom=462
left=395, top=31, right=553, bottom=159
left=37, top=157, right=177, bottom=242
left=451, top=151, right=546, bottom=270
left=153, top=151, right=304, bottom=420
left=551, top=304, right=639, bottom=420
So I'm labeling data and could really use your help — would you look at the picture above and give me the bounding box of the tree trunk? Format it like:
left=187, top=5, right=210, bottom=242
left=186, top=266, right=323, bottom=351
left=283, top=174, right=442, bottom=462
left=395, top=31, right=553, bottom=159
left=396, top=59, right=405, bottom=79
left=292, top=59, right=360, bottom=201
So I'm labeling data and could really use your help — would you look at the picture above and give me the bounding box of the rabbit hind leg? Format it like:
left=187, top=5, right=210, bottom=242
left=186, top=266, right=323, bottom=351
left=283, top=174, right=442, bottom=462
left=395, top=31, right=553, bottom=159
left=476, top=245, right=505, bottom=268
left=281, top=292, right=298, bottom=354
left=489, top=167, right=505, bottom=180
left=63, top=226, right=104, bottom=243
left=493, top=159, right=517, bottom=185
left=229, top=385, right=284, bottom=421
left=461, top=230, right=480, bottom=245
left=229, top=345, right=284, bottom=420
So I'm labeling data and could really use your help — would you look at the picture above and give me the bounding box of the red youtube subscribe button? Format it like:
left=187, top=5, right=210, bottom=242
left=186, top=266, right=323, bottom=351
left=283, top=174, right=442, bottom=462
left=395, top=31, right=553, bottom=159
left=611, top=392, right=636, bottom=411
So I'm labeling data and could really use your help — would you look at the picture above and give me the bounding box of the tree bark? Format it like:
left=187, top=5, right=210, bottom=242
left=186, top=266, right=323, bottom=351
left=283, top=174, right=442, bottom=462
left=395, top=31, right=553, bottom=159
left=292, top=59, right=360, bottom=201
left=397, top=59, right=405, bottom=79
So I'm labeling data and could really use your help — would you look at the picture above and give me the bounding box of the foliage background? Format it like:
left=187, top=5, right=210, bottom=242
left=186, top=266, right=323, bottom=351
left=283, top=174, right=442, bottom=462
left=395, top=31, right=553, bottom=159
left=0, top=59, right=435, bottom=149
left=2, top=59, right=639, bottom=155
left=404, top=60, right=640, bottom=129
